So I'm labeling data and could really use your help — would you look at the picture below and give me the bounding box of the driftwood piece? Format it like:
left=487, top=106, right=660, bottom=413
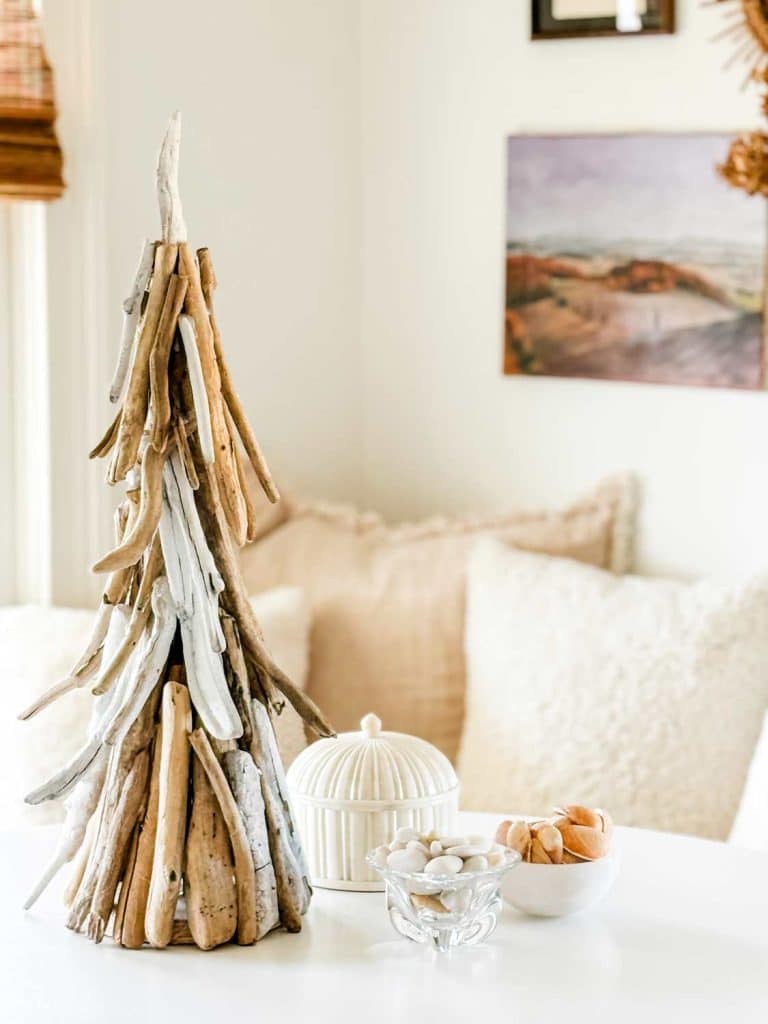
left=149, top=274, right=189, bottom=452
left=102, top=578, right=175, bottom=745
left=91, top=535, right=162, bottom=696
left=174, top=416, right=199, bottom=489
left=66, top=680, right=161, bottom=933
left=145, top=681, right=192, bottom=948
left=198, top=247, right=279, bottom=505
left=23, top=747, right=108, bottom=909
left=110, top=238, right=157, bottom=403
left=92, top=445, right=165, bottom=574
left=178, top=314, right=215, bottom=465
left=225, top=403, right=260, bottom=542
left=113, top=243, right=179, bottom=481
left=188, top=728, right=258, bottom=945
left=158, top=454, right=241, bottom=741
left=85, top=747, right=150, bottom=942
left=18, top=602, right=113, bottom=721
left=252, top=699, right=311, bottom=894
left=112, top=824, right=138, bottom=943
left=24, top=608, right=135, bottom=804
left=193, top=456, right=333, bottom=738
left=157, top=112, right=186, bottom=245
left=119, top=722, right=162, bottom=948
left=178, top=242, right=247, bottom=544
left=62, top=810, right=97, bottom=908
left=222, top=750, right=279, bottom=939
left=89, top=408, right=122, bottom=461
left=170, top=920, right=195, bottom=945
left=221, top=619, right=301, bottom=931
left=185, top=752, right=237, bottom=949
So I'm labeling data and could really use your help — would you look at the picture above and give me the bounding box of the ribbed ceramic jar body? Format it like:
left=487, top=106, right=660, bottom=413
left=287, top=714, right=460, bottom=891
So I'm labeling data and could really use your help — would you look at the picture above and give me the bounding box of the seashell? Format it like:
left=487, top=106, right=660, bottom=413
left=555, top=805, right=602, bottom=829
left=530, top=836, right=552, bottom=864
left=504, top=821, right=532, bottom=860
left=386, top=847, right=428, bottom=873
left=424, top=854, right=463, bottom=876
left=532, top=823, right=563, bottom=865
left=461, top=855, right=489, bottom=873
left=495, top=819, right=513, bottom=845
left=561, top=851, right=585, bottom=864
left=598, top=809, right=613, bottom=836
left=411, top=893, right=448, bottom=914
left=557, top=822, right=611, bottom=861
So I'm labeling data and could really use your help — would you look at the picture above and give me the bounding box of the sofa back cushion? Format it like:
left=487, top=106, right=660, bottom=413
left=458, top=539, right=768, bottom=839
left=240, top=476, right=636, bottom=761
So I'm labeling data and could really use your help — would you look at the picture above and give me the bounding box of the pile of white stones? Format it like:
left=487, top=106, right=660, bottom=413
left=371, top=827, right=510, bottom=876
left=369, top=827, right=513, bottom=915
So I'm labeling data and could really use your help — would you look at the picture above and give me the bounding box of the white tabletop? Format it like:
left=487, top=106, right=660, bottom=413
left=4, top=812, right=768, bottom=1023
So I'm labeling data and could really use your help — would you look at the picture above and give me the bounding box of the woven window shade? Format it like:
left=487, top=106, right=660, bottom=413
left=0, top=0, right=64, bottom=200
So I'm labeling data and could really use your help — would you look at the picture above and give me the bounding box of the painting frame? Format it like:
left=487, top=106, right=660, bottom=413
left=531, top=0, right=675, bottom=40
left=503, top=132, right=766, bottom=391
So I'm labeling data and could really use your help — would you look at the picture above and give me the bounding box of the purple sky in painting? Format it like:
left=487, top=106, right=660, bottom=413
left=506, top=134, right=764, bottom=246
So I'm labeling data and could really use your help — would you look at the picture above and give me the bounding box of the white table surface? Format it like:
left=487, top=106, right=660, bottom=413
left=3, top=811, right=768, bottom=1024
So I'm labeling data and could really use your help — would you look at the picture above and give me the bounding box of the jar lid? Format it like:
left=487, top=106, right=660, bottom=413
left=287, top=712, right=459, bottom=805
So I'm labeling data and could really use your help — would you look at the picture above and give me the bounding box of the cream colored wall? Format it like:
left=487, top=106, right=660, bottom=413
left=34, top=0, right=768, bottom=606
left=39, top=0, right=361, bottom=605
left=358, top=0, right=767, bottom=579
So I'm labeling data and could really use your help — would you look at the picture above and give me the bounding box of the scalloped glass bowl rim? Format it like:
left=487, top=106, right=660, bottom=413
left=365, top=848, right=521, bottom=885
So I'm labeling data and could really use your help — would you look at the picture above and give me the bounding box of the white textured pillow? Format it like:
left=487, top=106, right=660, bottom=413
left=0, top=588, right=310, bottom=828
left=458, top=539, right=768, bottom=840
left=729, top=711, right=768, bottom=851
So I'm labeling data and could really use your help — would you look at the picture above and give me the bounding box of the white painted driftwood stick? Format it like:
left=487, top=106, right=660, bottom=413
left=110, top=239, right=156, bottom=403
left=178, top=313, right=215, bottom=464
left=157, top=111, right=187, bottom=245
left=17, top=602, right=113, bottom=721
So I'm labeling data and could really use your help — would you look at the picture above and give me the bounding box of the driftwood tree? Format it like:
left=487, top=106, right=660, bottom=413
left=19, top=113, right=333, bottom=949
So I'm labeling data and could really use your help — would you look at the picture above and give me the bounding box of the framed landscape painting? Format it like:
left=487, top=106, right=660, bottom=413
left=503, top=134, right=765, bottom=389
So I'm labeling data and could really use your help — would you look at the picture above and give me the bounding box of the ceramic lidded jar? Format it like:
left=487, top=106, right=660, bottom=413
left=287, top=713, right=459, bottom=891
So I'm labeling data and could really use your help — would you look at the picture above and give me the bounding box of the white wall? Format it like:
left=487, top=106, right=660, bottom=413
left=33, top=0, right=768, bottom=603
left=39, top=0, right=361, bottom=605
left=358, top=0, right=767, bottom=579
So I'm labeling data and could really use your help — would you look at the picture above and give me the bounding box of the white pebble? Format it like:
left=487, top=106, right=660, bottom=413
left=394, top=826, right=420, bottom=843
left=445, top=841, right=492, bottom=858
left=437, top=836, right=468, bottom=848
left=487, top=851, right=506, bottom=867
left=424, top=855, right=463, bottom=876
left=440, top=889, right=472, bottom=914
left=371, top=845, right=390, bottom=868
left=386, top=848, right=428, bottom=873
left=388, top=840, right=407, bottom=852
left=461, top=855, right=489, bottom=873
left=407, top=840, right=430, bottom=855
left=429, top=840, right=443, bottom=857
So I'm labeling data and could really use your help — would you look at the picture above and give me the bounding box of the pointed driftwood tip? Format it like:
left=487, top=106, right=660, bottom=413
left=157, top=110, right=187, bottom=244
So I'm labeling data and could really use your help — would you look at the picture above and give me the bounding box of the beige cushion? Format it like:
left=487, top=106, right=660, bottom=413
left=458, top=539, right=768, bottom=840
left=0, top=588, right=310, bottom=827
left=240, top=476, right=636, bottom=761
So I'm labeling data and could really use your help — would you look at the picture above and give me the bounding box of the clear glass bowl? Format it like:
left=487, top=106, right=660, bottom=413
left=366, top=849, right=520, bottom=951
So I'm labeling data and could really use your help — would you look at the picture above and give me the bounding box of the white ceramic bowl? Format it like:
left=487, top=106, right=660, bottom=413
left=501, top=850, right=619, bottom=917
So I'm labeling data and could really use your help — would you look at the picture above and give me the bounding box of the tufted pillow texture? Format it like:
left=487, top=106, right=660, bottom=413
left=240, top=476, right=636, bottom=761
left=458, top=538, right=768, bottom=840
left=0, top=587, right=311, bottom=827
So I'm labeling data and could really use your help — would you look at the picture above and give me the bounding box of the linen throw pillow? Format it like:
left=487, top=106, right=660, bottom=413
left=240, top=476, right=636, bottom=761
left=0, top=588, right=311, bottom=827
left=458, top=539, right=768, bottom=840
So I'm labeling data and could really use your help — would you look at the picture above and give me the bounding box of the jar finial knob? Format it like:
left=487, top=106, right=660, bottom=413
left=360, top=712, right=382, bottom=738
